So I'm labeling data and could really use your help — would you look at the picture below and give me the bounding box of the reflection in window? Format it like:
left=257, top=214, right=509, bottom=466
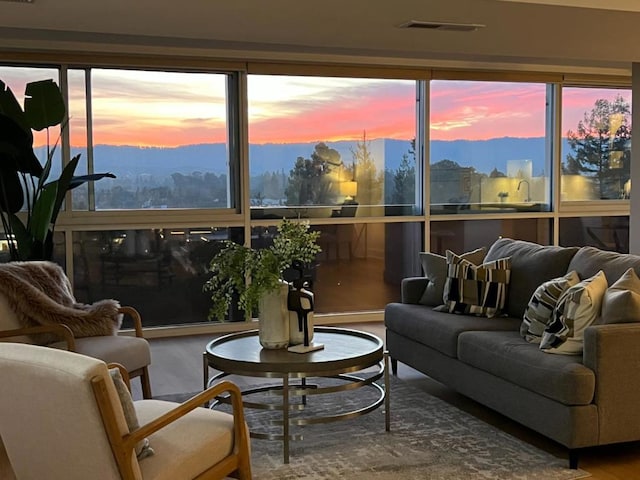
left=559, top=216, right=629, bottom=253
left=247, top=75, right=418, bottom=218
left=430, top=219, right=552, bottom=255
left=72, top=227, right=245, bottom=327
left=561, top=88, right=632, bottom=201
left=87, top=69, right=232, bottom=210
left=430, top=80, right=551, bottom=214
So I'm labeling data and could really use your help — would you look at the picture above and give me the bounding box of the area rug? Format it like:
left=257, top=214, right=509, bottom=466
left=155, top=376, right=590, bottom=480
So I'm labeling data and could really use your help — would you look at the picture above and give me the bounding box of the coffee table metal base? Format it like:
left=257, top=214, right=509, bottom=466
left=202, top=328, right=390, bottom=463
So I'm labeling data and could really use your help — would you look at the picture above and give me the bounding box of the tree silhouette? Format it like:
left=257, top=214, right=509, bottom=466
left=285, top=142, right=341, bottom=205
left=391, top=139, right=416, bottom=204
left=565, top=95, right=631, bottom=199
left=351, top=131, right=383, bottom=206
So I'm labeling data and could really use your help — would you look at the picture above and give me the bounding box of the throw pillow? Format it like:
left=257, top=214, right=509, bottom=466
left=540, top=270, right=608, bottom=355
left=520, top=270, right=581, bottom=344
left=418, top=247, right=487, bottom=307
left=600, top=267, right=640, bottom=324
left=109, top=368, right=154, bottom=459
left=442, top=251, right=511, bottom=318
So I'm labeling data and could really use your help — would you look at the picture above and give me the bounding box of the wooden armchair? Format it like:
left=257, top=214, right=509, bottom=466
left=0, top=343, right=252, bottom=480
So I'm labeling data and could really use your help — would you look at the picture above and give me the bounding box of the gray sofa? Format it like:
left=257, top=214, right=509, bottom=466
left=385, top=237, right=640, bottom=468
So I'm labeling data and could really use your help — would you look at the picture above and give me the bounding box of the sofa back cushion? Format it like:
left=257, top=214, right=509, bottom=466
left=484, top=238, right=579, bottom=318
left=568, top=246, right=640, bottom=287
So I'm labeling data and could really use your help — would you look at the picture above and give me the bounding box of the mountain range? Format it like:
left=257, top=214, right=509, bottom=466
left=48, top=137, right=573, bottom=180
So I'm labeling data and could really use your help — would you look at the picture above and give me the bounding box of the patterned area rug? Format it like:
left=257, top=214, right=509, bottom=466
left=156, top=376, right=591, bottom=480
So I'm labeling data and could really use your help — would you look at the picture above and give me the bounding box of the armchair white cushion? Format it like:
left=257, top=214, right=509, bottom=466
left=0, top=343, right=252, bottom=480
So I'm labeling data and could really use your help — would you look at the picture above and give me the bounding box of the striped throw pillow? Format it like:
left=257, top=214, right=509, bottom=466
left=443, top=251, right=511, bottom=318
left=520, top=271, right=580, bottom=343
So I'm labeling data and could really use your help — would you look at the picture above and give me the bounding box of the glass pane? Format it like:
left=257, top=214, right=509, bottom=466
left=559, top=216, right=629, bottom=253
left=248, top=75, right=418, bottom=219
left=561, top=87, right=632, bottom=201
left=72, top=227, right=245, bottom=327
left=89, top=69, right=231, bottom=210
left=430, top=80, right=551, bottom=214
left=250, top=221, right=422, bottom=313
left=430, top=219, right=552, bottom=255
left=68, top=69, right=90, bottom=210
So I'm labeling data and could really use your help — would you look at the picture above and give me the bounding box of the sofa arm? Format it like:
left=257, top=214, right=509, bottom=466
left=401, top=277, right=429, bottom=304
left=583, top=323, right=640, bottom=444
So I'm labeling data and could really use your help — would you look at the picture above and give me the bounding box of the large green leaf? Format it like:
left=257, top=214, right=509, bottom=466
left=0, top=81, right=31, bottom=136
left=8, top=213, right=32, bottom=261
left=30, top=181, right=58, bottom=243
left=48, top=154, right=79, bottom=225
left=0, top=114, right=42, bottom=176
left=0, top=166, right=24, bottom=214
left=24, top=79, right=65, bottom=132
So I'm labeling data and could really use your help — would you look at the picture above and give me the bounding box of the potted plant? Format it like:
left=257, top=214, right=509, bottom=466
left=204, top=218, right=321, bottom=348
left=0, top=78, right=115, bottom=261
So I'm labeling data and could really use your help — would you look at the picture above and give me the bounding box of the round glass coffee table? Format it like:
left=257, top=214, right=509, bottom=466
left=202, top=326, right=390, bottom=463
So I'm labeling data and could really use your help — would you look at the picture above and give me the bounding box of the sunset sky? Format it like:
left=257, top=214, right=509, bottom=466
left=0, top=67, right=631, bottom=148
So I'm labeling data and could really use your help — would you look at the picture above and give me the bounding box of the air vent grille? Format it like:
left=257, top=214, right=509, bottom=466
left=0, top=0, right=34, bottom=3
left=399, top=20, right=485, bottom=32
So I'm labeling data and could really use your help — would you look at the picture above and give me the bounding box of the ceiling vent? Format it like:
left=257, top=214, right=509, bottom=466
left=0, top=0, right=34, bottom=3
left=399, top=20, right=485, bottom=32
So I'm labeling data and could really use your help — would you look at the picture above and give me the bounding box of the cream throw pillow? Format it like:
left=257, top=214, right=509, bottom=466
left=540, top=270, right=608, bottom=355
left=600, top=268, right=640, bottom=324
left=109, top=368, right=154, bottom=459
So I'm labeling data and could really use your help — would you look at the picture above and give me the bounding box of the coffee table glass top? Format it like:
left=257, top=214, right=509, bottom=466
left=205, top=326, right=383, bottom=377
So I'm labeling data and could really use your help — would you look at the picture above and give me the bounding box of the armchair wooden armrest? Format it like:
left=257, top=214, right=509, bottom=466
left=93, top=378, right=251, bottom=480
left=118, top=306, right=145, bottom=337
left=0, top=324, right=75, bottom=350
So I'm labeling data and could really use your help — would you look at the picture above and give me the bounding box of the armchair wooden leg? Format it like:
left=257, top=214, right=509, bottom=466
left=140, top=367, right=152, bottom=399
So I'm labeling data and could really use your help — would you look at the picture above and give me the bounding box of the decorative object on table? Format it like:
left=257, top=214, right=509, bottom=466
left=0, top=78, right=115, bottom=260
left=204, top=218, right=321, bottom=349
left=287, top=278, right=324, bottom=353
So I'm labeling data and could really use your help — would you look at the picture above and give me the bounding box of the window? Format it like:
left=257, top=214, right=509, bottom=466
left=247, top=75, right=418, bottom=218
left=560, top=87, right=632, bottom=201
left=430, top=80, right=551, bottom=214
left=83, top=69, right=234, bottom=210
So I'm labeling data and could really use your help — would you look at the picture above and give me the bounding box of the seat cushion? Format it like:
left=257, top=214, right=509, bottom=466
left=135, top=400, right=235, bottom=480
left=384, top=303, right=520, bottom=358
left=458, top=330, right=595, bottom=405
left=49, top=335, right=151, bottom=373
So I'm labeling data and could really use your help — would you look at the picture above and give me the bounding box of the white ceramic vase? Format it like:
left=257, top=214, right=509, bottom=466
left=289, top=287, right=314, bottom=346
left=258, top=280, right=290, bottom=349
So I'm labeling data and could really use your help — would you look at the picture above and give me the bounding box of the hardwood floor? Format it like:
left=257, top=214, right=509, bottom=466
left=133, top=321, right=640, bottom=480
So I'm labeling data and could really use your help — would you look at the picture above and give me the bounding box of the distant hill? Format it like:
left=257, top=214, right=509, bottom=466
left=48, top=137, right=571, bottom=179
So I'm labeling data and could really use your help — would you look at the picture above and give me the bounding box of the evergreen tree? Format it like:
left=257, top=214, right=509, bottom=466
left=285, top=143, right=341, bottom=205
left=565, top=96, right=631, bottom=199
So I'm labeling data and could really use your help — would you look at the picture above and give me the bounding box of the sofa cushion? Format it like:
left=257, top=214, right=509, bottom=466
left=458, top=330, right=595, bottom=406
left=568, top=246, right=640, bottom=287
left=418, top=247, right=487, bottom=307
left=442, top=251, right=511, bottom=318
left=600, top=267, right=640, bottom=324
left=521, top=270, right=580, bottom=343
left=541, top=270, right=608, bottom=355
left=384, top=303, right=519, bottom=358
left=484, top=238, right=579, bottom=318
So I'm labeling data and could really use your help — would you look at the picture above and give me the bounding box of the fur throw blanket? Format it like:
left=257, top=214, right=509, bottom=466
left=0, top=261, right=121, bottom=344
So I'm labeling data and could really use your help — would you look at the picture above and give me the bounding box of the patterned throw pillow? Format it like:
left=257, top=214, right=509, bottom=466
left=442, top=251, right=511, bottom=318
left=540, top=270, right=608, bottom=355
left=418, top=247, right=487, bottom=306
left=520, top=270, right=581, bottom=343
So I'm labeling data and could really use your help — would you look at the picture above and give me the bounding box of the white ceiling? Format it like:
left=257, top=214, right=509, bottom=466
left=0, top=0, right=638, bottom=73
